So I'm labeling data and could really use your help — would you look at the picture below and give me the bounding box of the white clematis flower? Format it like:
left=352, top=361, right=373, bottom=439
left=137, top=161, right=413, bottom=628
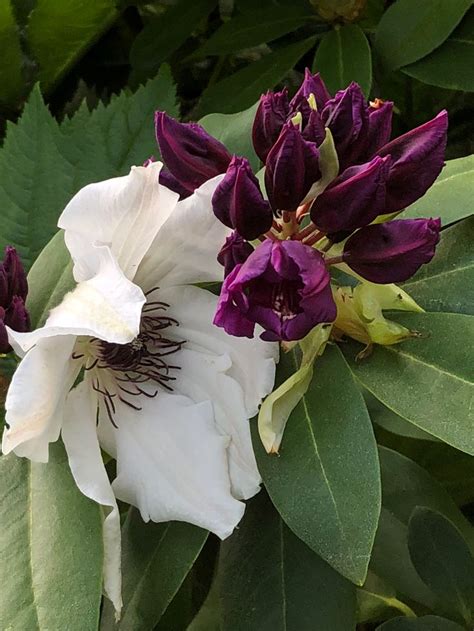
left=2, top=162, right=277, bottom=614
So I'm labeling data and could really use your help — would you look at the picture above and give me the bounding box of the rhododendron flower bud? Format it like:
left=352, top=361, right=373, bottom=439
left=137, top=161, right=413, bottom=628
left=289, top=68, right=331, bottom=113
left=0, top=246, right=30, bottom=353
left=365, top=99, right=393, bottom=157
left=212, top=156, right=273, bottom=240
left=302, top=109, right=326, bottom=145
left=214, top=240, right=336, bottom=342
left=158, top=166, right=192, bottom=199
left=217, top=232, right=254, bottom=277
left=155, top=112, right=231, bottom=192
left=343, top=218, right=441, bottom=283
left=252, top=89, right=290, bottom=163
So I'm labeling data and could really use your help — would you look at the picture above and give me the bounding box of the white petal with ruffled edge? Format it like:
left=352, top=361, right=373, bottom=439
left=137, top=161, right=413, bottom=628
left=62, top=381, right=122, bottom=615
left=58, top=162, right=179, bottom=282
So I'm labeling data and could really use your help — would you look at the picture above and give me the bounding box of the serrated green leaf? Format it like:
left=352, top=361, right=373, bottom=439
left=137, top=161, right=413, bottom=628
left=254, top=344, right=381, bottom=586
left=341, top=313, right=474, bottom=454
left=374, top=0, right=472, bottom=72
left=402, top=216, right=474, bottom=315
left=0, top=0, right=23, bottom=106
left=376, top=615, right=465, bottom=630
left=313, top=24, right=372, bottom=97
left=218, top=491, right=356, bottom=630
left=408, top=507, right=474, bottom=626
left=197, top=37, right=317, bottom=116
left=28, top=0, right=118, bottom=92
left=0, top=444, right=103, bottom=630
left=100, top=508, right=208, bottom=631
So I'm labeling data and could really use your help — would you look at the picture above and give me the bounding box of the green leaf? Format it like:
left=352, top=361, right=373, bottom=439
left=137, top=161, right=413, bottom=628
left=376, top=615, right=466, bottom=630
left=28, top=0, right=118, bottom=92
left=402, top=155, right=474, bottom=225
left=0, top=444, right=103, bottom=630
left=402, top=216, right=474, bottom=315
left=408, top=507, right=474, bottom=626
left=313, top=24, right=372, bottom=97
left=197, top=37, right=317, bottom=116
left=130, top=0, right=218, bottom=84
left=357, top=571, right=416, bottom=623
left=100, top=508, right=208, bottom=631
left=254, top=344, right=381, bottom=585
left=218, top=491, right=356, bottom=630
left=402, top=8, right=474, bottom=92
left=340, top=312, right=474, bottom=454
left=199, top=103, right=260, bottom=171
left=0, top=0, right=23, bottom=106
left=194, top=5, right=313, bottom=57
left=374, top=0, right=472, bottom=71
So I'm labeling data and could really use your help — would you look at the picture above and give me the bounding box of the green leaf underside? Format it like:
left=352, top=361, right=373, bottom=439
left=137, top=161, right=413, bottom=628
left=254, top=344, right=381, bottom=586
left=218, top=491, right=356, bottom=630
left=375, top=0, right=472, bottom=71
left=313, top=24, right=372, bottom=97
left=408, top=508, right=474, bottom=626
left=0, top=445, right=103, bottom=630
left=197, top=37, right=317, bottom=116
left=402, top=216, right=474, bottom=315
left=376, top=615, right=466, bottom=630
left=340, top=312, right=474, bottom=454
left=100, top=508, right=208, bottom=630
left=0, top=0, right=23, bottom=106
left=402, top=154, right=474, bottom=224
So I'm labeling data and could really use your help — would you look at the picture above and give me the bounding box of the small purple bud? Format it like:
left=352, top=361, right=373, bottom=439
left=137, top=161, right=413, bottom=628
left=252, top=89, right=290, bottom=163
left=377, top=110, right=448, bottom=214
left=155, top=112, right=231, bottom=192
left=0, top=317, right=9, bottom=354
left=302, top=109, right=326, bottom=145
left=343, top=218, right=441, bottom=283
left=365, top=99, right=393, bottom=157
left=311, top=156, right=391, bottom=233
left=158, top=166, right=192, bottom=200
left=290, top=68, right=331, bottom=113
left=214, top=239, right=336, bottom=342
left=265, top=122, right=321, bottom=213
left=3, top=246, right=28, bottom=302
left=0, top=267, right=8, bottom=307
left=217, top=232, right=254, bottom=277
left=212, top=156, right=273, bottom=240
left=5, top=296, right=30, bottom=333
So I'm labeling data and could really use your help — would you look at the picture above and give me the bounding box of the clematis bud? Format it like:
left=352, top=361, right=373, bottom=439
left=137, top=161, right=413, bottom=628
left=364, top=99, right=393, bottom=157
left=217, top=232, right=254, bottom=277
left=289, top=68, right=331, bottom=113
left=343, top=218, right=441, bottom=283
left=265, top=122, right=320, bottom=213
left=155, top=112, right=231, bottom=192
left=377, top=110, right=448, bottom=214
left=214, top=239, right=336, bottom=342
left=252, top=89, right=290, bottom=163
left=212, top=156, right=273, bottom=240
left=311, top=155, right=391, bottom=233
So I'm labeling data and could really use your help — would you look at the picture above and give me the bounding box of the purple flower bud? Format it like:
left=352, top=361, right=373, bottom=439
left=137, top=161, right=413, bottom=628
left=212, top=156, right=273, bottom=240
left=214, top=239, right=336, bottom=341
left=5, top=296, right=30, bottom=333
left=0, top=267, right=8, bottom=307
left=3, top=246, right=27, bottom=302
left=365, top=99, right=393, bottom=157
left=158, top=166, right=192, bottom=200
left=302, top=109, right=326, bottom=145
left=252, top=89, right=290, bottom=163
left=343, top=218, right=441, bottom=283
left=265, top=122, right=321, bottom=213
left=377, top=111, right=448, bottom=214
left=155, top=112, right=231, bottom=192
left=289, top=68, right=331, bottom=113
left=0, top=316, right=9, bottom=354
left=311, top=155, right=391, bottom=233
left=217, top=232, right=254, bottom=277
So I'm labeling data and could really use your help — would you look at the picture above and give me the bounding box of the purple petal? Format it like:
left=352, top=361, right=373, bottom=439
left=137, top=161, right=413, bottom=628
left=252, top=89, right=289, bottom=163
left=5, top=295, right=30, bottom=333
left=3, top=246, right=28, bottom=302
left=365, top=99, right=393, bottom=157
left=217, top=232, right=254, bottom=277
left=158, top=167, right=193, bottom=200
left=302, top=109, right=326, bottom=145
left=0, top=318, right=9, bottom=354
left=290, top=68, right=331, bottom=113
left=343, top=218, right=441, bottom=283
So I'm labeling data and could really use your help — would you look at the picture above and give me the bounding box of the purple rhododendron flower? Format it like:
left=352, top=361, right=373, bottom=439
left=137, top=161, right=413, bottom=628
left=252, top=89, right=290, bottom=163
left=0, top=246, right=30, bottom=353
left=217, top=232, right=254, bottom=278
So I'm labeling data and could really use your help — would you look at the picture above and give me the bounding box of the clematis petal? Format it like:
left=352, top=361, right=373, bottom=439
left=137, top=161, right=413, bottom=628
left=135, top=175, right=230, bottom=290
left=2, top=335, right=78, bottom=462
left=62, top=381, right=122, bottom=615
left=104, top=392, right=245, bottom=540
left=59, top=162, right=179, bottom=282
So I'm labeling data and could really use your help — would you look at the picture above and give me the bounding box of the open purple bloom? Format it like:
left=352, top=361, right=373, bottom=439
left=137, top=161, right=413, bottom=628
left=0, top=246, right=30, bottom=353
left=265, top=122, right=320, bottom=213
left=155, top=112, right=231, bottom=193
left=212, top=156, right=273, bottom=240
left=214, top=239, right=336, bottom=342
left=311, top=155, right=391, bottom=233
left=252, top=89, right=290, bottom=163
left=343, top=218, right=441, bottom=283
left=217, top=232, right=254, bottom=278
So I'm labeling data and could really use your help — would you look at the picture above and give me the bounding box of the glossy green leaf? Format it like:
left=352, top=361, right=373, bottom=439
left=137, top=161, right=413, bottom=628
left=28, top=0, right=118, bottom=91
left=376, top=615, right=465, bottom=630
left=374, top=0, right=471, bottom=71
left=197, top=37, right=317, bottom=116
left=100, top=508, right=208, bottom=631
left=313, top=24, right=372, bottom=96
left=408, top=507, right=474, bottom=625
left=218, top=491, right=356, bottom=630
left=0, top=445, right=103, bottom=630
left=402, top=155, right=474, bottom=225
left=403, top=8, right=474, bottom=92
left=0, top=0, right=23, bottom=106
left=199, top=103, right=259, bottom=170
left=357, top=571, right=416, bottom=623
left=194, top=5, right=313, bottom=56
left=341, top=312, right=474, bottom=454
left=254, top=344, right=381, bottom=585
